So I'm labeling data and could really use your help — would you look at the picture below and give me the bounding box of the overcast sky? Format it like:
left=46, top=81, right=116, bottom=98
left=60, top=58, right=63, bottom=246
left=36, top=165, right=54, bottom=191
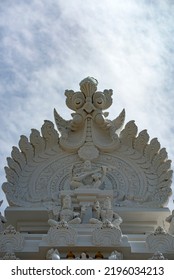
left=0, top=0, right=174, bottom=212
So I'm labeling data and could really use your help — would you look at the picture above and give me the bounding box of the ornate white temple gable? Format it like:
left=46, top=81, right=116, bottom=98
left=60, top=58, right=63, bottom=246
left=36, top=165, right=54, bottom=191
left=2, top=77, right=172, bottom=209
left=1, top=77, right=173, bottom=260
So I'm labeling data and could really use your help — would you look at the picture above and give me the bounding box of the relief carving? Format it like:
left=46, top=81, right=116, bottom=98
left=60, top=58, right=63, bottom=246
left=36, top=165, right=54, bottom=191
left=89, top=197, right=123, bottom=229
left=146, top=226, right=174, bottom=253
left=48, top=195, right=81, bottom=226
left=70, top=160, right=108, bottom=190
left=0, top=225, right=24, bottom=252
left=1, top=77, right=172, bottom=208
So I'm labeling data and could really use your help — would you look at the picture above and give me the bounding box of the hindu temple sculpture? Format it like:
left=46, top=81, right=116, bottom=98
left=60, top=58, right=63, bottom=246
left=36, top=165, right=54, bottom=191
left=0, top=77, right=173, bottom=260
left=2, top=77, right=172, bottom=209
left=48, top=195, right=81, bottom=226
left=89, top=197, right=122, bottom=229
left=70, top=160, right=108, bottom=189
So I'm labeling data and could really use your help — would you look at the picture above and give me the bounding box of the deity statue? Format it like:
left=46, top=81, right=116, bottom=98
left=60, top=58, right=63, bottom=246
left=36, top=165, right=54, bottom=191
left=89, top=197, right=123, bottom=228
left=165, top=210, right=174, bottom=235
left=70, top=160, right=107, bottom=189
left=48, top=195, right=81, bottom=227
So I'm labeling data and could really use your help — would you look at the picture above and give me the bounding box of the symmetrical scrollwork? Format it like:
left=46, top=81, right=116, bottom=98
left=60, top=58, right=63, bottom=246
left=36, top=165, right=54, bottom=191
left=146, top=226, right=174, bottom=253
left=45, top=224, right=77, bottom=246
left=1, top=77, right=172, bottom=208
left=92, top=224, right=128, bottom=246
left=0, top=225, right=24, bottom=252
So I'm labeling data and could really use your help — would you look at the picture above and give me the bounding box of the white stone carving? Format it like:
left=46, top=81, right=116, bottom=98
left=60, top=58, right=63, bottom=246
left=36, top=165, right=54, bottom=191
left=70, top=161, right=108, bottom=190
left=165, top=210, right=174, bottom=235
left=0, top=225, right=24, bottom=252
left=46, top=248, right=60, bottom=260
left=1, top=77, right=172, bottom=208
left=0, top=252, right=20, bottom=260
left=148, top=251, right=167, bottom=260
left=45, top=224, right=77, bottom=246
left=48, top=195, right=81, bottom=225
left=92, top=224, right=127, bottom=246
left=78, top=144, right=99, bottom=161
left=30, top=128, right=45, bottom=156
left=54, top=77, right=124, bottom=155
left=108, top=250, right=123, bottom=260
left=41, top=120, right=59, bottom=150
left=89, top=197, right=123, bottom=228
left=146, top=226, right=174, bottom=253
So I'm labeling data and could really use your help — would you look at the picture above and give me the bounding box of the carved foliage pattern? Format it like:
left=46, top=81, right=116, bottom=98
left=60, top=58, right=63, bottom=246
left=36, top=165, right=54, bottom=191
left=45, top=226, right=77, bottom=246
left=146, top=231, right=174, bottom=253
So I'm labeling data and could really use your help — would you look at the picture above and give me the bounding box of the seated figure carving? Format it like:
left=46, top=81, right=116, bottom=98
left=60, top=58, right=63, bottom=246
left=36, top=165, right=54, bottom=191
left=89, top=197, right=122, bottom=229
left=70, top=160, right=107, bottom=189
left=48, top=195, right=81, bottom=227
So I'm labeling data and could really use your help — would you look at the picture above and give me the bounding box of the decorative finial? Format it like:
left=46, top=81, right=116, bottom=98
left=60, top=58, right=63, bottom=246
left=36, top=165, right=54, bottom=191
left=79, top=77, right=98, bottom=98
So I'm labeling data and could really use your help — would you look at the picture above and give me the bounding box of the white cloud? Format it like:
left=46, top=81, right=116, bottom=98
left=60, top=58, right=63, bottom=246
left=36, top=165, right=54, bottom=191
left=0, top=0, right=174, bottom=212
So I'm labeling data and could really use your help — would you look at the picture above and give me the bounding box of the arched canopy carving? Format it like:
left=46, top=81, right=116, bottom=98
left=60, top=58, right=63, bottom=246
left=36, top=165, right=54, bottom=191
left=2, top=77, right=173, bottom=208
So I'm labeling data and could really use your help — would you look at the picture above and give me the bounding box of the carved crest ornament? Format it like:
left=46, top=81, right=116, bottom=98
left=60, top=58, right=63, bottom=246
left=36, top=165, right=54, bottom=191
left=2, top=77, right=173, bottom=209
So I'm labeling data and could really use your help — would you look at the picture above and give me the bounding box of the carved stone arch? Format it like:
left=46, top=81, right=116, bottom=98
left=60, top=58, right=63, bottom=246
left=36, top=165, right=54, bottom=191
left=2, top=77, right=172, bottom=209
